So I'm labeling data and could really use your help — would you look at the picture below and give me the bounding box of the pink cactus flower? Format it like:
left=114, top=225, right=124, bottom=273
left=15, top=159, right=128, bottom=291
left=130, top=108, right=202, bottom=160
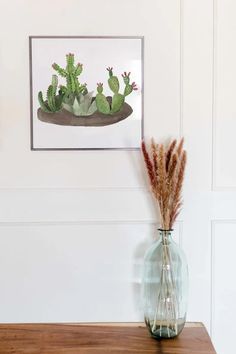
left=131, top=82, right=138, bottom=91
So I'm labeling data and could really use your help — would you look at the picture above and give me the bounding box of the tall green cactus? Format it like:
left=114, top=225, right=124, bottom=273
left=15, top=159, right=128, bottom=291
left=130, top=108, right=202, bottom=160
left=96, top=68, right=138, bottom=115
left=52, top=53, right=87, bottom=97
left=38, top=75, right=63, bottom=113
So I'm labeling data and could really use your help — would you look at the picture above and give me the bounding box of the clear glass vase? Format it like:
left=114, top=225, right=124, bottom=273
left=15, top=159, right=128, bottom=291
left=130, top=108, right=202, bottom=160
left=143, top=229, right=188, bottom=339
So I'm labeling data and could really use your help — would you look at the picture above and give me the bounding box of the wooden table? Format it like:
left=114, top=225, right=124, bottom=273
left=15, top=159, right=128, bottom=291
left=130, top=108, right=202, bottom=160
left=0, top=322, right=216, bottom=353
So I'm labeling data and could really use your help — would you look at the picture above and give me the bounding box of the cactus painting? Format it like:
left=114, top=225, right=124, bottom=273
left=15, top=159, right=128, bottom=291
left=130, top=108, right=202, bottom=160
left=37, top=54, right=138, bottom=127
left=30, top=36, right=143, bottom=150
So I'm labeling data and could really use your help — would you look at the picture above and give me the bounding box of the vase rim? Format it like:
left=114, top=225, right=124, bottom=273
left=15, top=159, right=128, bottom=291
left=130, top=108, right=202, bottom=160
left=158, top=228, right=174, bottom=232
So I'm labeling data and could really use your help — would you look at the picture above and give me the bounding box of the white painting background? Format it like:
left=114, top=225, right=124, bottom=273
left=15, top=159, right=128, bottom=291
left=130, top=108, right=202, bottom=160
left=31, top=38, right=142, bottom=149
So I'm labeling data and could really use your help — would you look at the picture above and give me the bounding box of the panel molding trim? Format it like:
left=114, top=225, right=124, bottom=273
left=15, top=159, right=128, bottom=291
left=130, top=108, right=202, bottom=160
left=211, top=0, right=236, bottom=191
left=210, top=219, right=236, bottom=338
left=211, top=0, right=218, bottom=191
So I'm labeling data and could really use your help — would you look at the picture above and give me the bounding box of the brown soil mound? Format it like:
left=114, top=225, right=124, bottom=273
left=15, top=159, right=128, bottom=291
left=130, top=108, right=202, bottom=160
left=37, top=99, right=133, bottom=127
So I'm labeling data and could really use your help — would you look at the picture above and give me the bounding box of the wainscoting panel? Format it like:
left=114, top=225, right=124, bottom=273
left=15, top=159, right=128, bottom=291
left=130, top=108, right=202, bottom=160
left=213, top=0, right=236, bottom=189
left=0, top=221, right=181, bottom=322
left=181, top=0, right=213, bottom=333
left=0, top=188, right=156, bottom=223
left=211, top=221, right=236, bottom=354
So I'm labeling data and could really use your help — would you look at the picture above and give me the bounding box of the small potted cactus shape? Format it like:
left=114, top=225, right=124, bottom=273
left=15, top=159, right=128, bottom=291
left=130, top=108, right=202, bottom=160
left=37, top=54, right=138, bottom=127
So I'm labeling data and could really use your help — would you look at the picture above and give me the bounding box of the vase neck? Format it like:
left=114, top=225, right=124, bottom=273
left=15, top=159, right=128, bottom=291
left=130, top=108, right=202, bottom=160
left=158, top=229, right=173, bottom=245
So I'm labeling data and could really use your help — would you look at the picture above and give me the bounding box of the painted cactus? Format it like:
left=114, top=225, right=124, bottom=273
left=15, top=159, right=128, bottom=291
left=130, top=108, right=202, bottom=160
left=63, top=92, right=97, bottom=116
left=96, top=83, right=111, bottom=114
left=96, top=67, right=138, bottom=115
left=52, top=53, right=87, bottom=97
left=107, top=66, right=119, bottom=93
left=122, top=71, right=138, bottom=97
left=38, top=75, right=63, bottom=113
left=38, top=54, right=138, bottom=122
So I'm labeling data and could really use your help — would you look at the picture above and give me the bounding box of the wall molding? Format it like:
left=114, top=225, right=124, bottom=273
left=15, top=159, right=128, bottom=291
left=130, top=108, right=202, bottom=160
left=0, top=220, right=158, bottom=227
left=211, top=0, right=218, bottom=191
left=179, top=0, right=184, bottom=138
left=0, top=187, right=159, bottom=225
left=0, top=219, right=183, bottom=227
left=211, top=0, right=236, bottom=191
left=210, top=219, right=216, bottom=337
left=210, top=219, right=236, bottom=337
left=0, top=186, right=149, bottom=192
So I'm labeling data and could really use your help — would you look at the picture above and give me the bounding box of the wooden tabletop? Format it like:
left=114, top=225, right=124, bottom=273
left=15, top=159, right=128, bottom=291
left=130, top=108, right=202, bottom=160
left=0, top=322, right=216, bottom=354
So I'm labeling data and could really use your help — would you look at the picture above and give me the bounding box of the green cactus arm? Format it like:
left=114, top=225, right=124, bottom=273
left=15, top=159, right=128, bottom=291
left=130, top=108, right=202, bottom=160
left=97, top=83, right=103, bottom=94
left=122, top=71, right=130, bottom=85
left=124, top=84, right=133, bottom=97
left=75, top=78, right=86, bottom=95
left=74, top=79, right=80, bottom=95
left=66, top=75, right=78, bottom=94
left=124, top=81, right=138, bottom=96
left=122, top=72, right=138, bottom=96
left=70, top=74, right=76, bottom=93
left=66, top=76, right=72, bottom=92
left=52, top=63, right=67, bottom=77
left=66, top=53, right=75, bottom=73
left=38, top=91, right=52, bottom=113
left=74, top=63, right=83, bottom=76
left=47, top=85, right=57, bottom=111
left=55, top=94, right=63, bottom=110
left=111, top=93, right=124, bottom=113
left=106, top=67, right=113, bottom=77
left=96, top=94, right=110, bottom=114
left=51, top=75, right=58, bottom=91
left=108, top=75, right=119, bottom=94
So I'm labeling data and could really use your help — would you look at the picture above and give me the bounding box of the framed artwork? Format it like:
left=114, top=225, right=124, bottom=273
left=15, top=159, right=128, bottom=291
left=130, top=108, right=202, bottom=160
left=29, top=36, right=144, bottom=150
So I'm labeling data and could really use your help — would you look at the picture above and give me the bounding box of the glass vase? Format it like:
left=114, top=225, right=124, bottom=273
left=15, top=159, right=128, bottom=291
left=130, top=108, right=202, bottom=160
left=143, top=229, right=188, bottom=339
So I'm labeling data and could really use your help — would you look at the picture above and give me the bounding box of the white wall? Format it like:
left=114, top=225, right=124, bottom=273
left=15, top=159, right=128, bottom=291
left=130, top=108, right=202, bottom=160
left=0, top=1, right=234, bottom=353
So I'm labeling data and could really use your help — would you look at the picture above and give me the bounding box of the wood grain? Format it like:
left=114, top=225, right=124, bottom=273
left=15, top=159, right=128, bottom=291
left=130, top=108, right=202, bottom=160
left=0, top=322, right=216, bottom=354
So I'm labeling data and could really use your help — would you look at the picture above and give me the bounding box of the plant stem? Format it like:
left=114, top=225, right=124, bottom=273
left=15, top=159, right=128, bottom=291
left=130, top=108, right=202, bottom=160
left=152, top=236, right=179, bottom=337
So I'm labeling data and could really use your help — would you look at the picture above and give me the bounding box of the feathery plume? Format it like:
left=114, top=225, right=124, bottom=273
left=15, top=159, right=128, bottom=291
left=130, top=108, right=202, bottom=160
left=166, top=139, right=177, bottom=172
left=176, top=137, right=184, bottom=156
left=141, top=138, right=187, bottom=229
left=141, top=140, right=155, bottom=189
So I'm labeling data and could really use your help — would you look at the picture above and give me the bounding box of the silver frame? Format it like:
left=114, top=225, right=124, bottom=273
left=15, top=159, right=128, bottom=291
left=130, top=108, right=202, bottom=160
left=29, top=36, right=144, bottom=151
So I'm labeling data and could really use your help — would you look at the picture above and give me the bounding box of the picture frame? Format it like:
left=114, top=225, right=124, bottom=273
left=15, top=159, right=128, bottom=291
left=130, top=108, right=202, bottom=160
left=29, top=36, right=144, bottom=150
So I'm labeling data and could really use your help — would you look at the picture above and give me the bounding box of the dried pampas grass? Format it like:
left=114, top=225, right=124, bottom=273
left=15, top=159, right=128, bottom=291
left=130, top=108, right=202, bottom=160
left=141, top=138, right=187, bottom=230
